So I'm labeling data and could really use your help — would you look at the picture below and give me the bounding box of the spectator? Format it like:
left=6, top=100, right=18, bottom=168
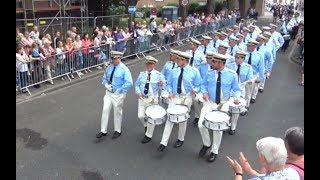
left=226, top=136, right=300, bottom=180
left=65, top=37, right=75, bottom=79
left=55, top=41, right=67, bottom=80
left=21, top=31, right=34, bottom=56
left=81, top=33, right=93, bottom=73
left=29, top=25, right=41, bottom=45
left=73, top=34, right=84, bottom=75
left=42, top=39, right=55, bottom=85
left=284, top=127, right=304, bottom=179
left=16, top=28, right=24, bottom=47
left=53, top=31, right=61, bottom=49
left=16, top=45, right=30, bottom=93
left=29, top=42, right=46, bottom=88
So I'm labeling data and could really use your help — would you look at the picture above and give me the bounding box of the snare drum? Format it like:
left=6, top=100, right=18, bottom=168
left=203, top=111, right=230, bottom=131
left=161, top=90, right=170, bottom=104
left=145, top=105, right=167, bottom=125
left=228, top=97, right=246, bottom=114
left=166, top=105, right=189, bottom=123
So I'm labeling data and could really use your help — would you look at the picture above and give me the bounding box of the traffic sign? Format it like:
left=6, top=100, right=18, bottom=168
left=150, top=7, right=158, bottom=15
left=181, top=0, right=189, bottom=7
left=128, top=6, right=137, bottom=14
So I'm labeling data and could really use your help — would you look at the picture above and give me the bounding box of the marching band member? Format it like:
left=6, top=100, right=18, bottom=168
left=96, top=51, right=133, bottom=139
left=198, top=35, right=216, bottom=55
left=219, top=31, right=229, bottom=44
left=198, top=52, right=241, bottom=162
left=232, top=25, right=240, bottom=38
left=161, top=49, right=179, bottom=104
left=248, top=25, right=258, bottom=40
left=258, top=32, right=276, bottom=93
left=226, top=50, right=253, bottom=117
left=269, top=24, right=284, bottom=52
left=209, top=31, right=222, bottom=49
left=135, top=56, right=165, bottom=143
left=227, top=36, right=239, bottom=57
left=185, top=38, right=205, bottom=69
left=157, top=51, right=201, bottom=152
left=236, top=33, right=247, bottom=51
left=244, top=39, right=264, bottom=106
left=186, top=38, right=205, bottom=124
left=241, top=27, right=250, bottom=43
left=215, top=42, right=234, bottom=64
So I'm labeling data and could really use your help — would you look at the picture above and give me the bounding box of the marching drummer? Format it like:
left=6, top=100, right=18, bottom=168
left=236, top=33, right=247, bottom=51
left=209, top=31, right=221, bottom=49
left=244, top=39, right=264, bottom=105
left=198, top=52, right=241, bottom=162
left=255, top=33, right=274, bottom=93
left=227, top=36, right=239, bottom=57
left=185, top=38, right=205, bottom=68
left=161, top=49, right=179, bottom=104
left=157, top=51, right=201, bottom=152
left=215, top=42, right=234, bottom=64
left=226, top=50, right=253, bottom=118
left=96, top=51, right=133, bottom=140
left=198, top=35, right=216, bottom=55
left=270, top=23, right=284, bottom=50
left=135, top=56, right=165, bottom=143
left=185, top=37, right=205, bottom=125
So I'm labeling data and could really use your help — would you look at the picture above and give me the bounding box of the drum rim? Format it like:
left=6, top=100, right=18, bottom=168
left=204, top=111, right=230, bottom=122
left=145, top=105, right=166, bottom=118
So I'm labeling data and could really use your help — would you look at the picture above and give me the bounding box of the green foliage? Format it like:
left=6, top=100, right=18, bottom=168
left=214, top=1, right=224, bottom=14
left=188, top=2, right=200, bottom=15
left=107, top=6, right=126, bottom=15
left=166, top=2, right=179, bottom=7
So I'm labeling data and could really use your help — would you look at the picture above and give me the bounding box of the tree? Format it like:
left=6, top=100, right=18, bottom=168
left=205, top=0, right=215, bottom=14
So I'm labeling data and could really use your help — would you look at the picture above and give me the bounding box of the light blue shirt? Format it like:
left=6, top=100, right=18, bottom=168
left=227, top=45, right=239, bottom=57
left=198, top=61, right=212, bottom=79
left=248, top=31, right=258, bottom=40
left=135, top=69, right=165, bottom=96
left=265, top=41, right=277, bottom=62
left=198, top=44, right=216, bottom=55
left=257, top=44, right=274, bottom=72
left=161, top=61, right=177, bottom=80
left=225, top=54, right=236, bottom=64
left=271, top=31, right=284, bottom=50
left=185, top=49, right=206, bottom=69
left=102, top=62, right=133, bottom=93
left=244, top=50, right=265, bottom=81
left=209, top=39, right=221, bottom=49
left=226, top=62, right=254, bottom=83
left=237, top=41, right=247, bottom=51
left=167, top=65, right=201, bottom=95
left=201, top=67, right=241, bottom=101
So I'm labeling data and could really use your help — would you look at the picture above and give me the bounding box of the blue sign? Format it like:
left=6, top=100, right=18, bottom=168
left=128, top=6, right=136, bottom=14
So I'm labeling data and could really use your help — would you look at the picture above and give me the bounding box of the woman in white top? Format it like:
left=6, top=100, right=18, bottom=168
left=16, top=45, right=30, bottom=93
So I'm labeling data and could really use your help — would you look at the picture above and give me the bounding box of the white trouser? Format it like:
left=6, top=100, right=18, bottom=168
left=251, top=74, right=261, bottom=100
left=137, top=96, right=159, bottom=138
left=160, top=95, right=192, bottom=146
left=245, top=73, right=259, bottom=107
left=198, top=100, right=230, bottom=154
left=100, top=90, right=126, bottom=134
left=230, top=113, right=240, bottom=130
left=239, top=83, right=246, bottom=98
left=192, top=95, right=203, bottom=119
left=259, top=73, right=269, bottom=90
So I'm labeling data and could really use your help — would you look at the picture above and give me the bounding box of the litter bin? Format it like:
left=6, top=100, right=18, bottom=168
left=162, top=6, right=178, bottom=21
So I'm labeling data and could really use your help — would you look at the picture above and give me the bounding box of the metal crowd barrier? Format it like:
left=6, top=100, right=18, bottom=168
left=16, top=17, right=239, bottom=96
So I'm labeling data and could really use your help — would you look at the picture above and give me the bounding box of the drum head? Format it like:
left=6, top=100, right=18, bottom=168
left=205, top=111, right=230, bottom=122
left=145, top=105, right=166, bottom=119
left=167, top=105, right=188, bottom=115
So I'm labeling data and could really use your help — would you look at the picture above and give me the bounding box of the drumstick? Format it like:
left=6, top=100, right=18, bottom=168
left=139, top=97, right=148, bottom=104
left=239, top=79, right=255, bottom=85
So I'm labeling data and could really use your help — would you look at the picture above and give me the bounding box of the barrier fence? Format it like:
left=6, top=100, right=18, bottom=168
left=16, top=17, right=239, bottom=95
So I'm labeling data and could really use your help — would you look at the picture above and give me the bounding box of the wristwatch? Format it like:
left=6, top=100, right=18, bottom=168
left=235, top=172, right=243, bottom=176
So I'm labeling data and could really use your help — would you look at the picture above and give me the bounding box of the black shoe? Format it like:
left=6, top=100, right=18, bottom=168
left=207, top=153, right=217, bottom=162
left=229, top=130, right=236, bottom=135
left=141, top=136, right=151, bottom=144
left=250, top=99, right=255, bottom=103
left=258, top=89, right=264, bottom=93
left=111, top=131, right=121, bottom=139
left=193, top=118, right=199, bottom=125
left=174, top=139, right=184, bottom=148
left=96, top=132, right=107, bottom=138
left=144, top=127, right=147, bottom=133
left=240, top=111, right=247, bottom=116
left=198, top=145, right=210, bottom=157
left=157, top=144, right=166, bottom=152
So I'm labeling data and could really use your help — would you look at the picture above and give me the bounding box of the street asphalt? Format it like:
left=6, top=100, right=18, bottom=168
left=16, top=16, right=304, bottom=180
